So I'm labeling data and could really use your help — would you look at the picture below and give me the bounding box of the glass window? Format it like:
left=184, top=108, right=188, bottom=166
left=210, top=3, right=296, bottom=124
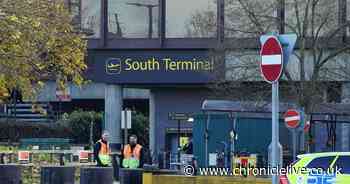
left=306, top=156, right=336, bottom=170
left=81, top=0, right=101, bottom=38
left=225, top=51, right=261, bottom=81
left=333, top=156, right=350, bottom=174
left=166, top=0, right=217, bottom=38
left=108, top=0, right=159, bottom=38
left=65, top=0, right=81, bottom=27
left=347, top=0, right=350, bottom=36
left=225, top=0, right=278, bottom=38
left=285, top=0, right=337, bottom=36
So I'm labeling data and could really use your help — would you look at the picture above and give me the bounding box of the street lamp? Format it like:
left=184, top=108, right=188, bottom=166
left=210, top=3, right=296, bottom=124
left=126, top=2, right=158, bottom=38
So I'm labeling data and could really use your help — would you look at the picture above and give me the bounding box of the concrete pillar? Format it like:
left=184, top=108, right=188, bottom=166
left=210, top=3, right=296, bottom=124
left=149, top=91, right=156, bottom=160
left=105, top=85, right=123, bottom=151
left=341, top=82, right=350, bottom=151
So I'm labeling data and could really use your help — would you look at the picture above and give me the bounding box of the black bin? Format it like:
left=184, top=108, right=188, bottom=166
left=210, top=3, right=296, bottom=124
left=0, top=164, right=21, bottom=184
left=119, top=168, right=143, bottom=184
left=80, top=167, right=114, bottom=184
left=41, top=166, right=75, bottom=184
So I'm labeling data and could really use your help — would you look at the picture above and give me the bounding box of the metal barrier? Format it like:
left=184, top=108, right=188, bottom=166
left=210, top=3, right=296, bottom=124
left=0, top=164, right=21, bottom=184
left=80, top=167, right=114, bottom=184
left=40, top=166, right=75, bottom=184
left=143, top=173, right=271, bottom=184
left=119, top=168, right=143, bottom=184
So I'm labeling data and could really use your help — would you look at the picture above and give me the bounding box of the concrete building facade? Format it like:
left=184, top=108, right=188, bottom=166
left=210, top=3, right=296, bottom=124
left=33, top=0, right=350, bottom=162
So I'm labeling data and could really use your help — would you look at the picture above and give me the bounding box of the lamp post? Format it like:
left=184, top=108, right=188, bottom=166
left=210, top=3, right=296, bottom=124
left=126, top=2, right=158, bottom=38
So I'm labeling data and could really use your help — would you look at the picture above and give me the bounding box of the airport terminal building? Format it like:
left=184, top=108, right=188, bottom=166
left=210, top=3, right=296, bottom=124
left=17, top=0, right=350, bottom=164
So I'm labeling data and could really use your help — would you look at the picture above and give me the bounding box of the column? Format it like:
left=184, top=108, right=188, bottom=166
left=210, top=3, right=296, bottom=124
left=105, top=84, right=123, bottom=151
left=149, top=91, right=156, bottom=160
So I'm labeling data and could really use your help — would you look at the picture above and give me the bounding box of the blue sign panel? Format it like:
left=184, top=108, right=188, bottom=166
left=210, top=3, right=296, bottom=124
left=88, top=50, right=215, bottom=84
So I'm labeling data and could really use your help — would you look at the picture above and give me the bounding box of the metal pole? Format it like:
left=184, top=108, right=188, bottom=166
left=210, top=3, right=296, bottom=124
left=271, top=81, right=280, bottom=184
left=292, top=130, right=297, bottom=161
left=178, top=119, right=181, bottom=165
left=149, top=92, right=156, bottom=163
left=205, top=113, right=211, bottom=167
left=124, top=110, right=128, bottom=146
left=231, top=114, right=237, bottom=170
left=90, top=114, right=94, bottom=149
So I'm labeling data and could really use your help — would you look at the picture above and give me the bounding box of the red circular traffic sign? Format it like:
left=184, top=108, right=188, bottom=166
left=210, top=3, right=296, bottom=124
left=260, top=36, right=283, bottom=83
left=284, top=109, right=300, bottom=129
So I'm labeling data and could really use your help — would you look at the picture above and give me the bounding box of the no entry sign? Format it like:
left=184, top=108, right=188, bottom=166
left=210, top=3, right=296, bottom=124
left=284, top=109, right=300, bottom=129
left=260, top=36, right=283, bottom=83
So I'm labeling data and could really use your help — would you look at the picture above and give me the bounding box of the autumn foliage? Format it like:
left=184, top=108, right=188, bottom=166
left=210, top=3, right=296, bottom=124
left=0, top=0, right=87, bottom=100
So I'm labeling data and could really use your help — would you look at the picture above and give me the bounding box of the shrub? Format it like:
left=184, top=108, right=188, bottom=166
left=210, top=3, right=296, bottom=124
left=59, top=110, right=103, bottom=145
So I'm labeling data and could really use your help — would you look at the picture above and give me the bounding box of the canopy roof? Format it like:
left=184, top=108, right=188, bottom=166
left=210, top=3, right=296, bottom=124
left=201, top=100, right=350, bottom=116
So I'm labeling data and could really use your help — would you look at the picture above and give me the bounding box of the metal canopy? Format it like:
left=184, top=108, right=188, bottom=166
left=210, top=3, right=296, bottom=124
left=201, top=100, right=350, bottom=117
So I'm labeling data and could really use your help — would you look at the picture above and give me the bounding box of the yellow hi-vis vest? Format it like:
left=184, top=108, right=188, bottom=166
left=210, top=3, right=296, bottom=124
left=122, top=144, right=142, bottom=168
left=98, top=140, right=111, bottom=166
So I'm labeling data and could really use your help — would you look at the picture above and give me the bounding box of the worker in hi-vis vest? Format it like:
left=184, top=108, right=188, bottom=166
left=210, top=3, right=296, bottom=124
left=121, top=135, right=144, bottom=168
left=94, top=131, right=111, bottom=166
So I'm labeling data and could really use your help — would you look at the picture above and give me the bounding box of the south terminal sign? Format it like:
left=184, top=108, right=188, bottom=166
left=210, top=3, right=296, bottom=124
left=106, top=57, right=213, bottom=74
left=89, top=50, right=215, bottom=84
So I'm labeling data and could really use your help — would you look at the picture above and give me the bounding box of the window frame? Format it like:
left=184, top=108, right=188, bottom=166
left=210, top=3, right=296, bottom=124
left=306, top=156, right=337, bottom=171
left=84, top=0, right=348, bottom=49
left=333, top=155, right=350, bottom=175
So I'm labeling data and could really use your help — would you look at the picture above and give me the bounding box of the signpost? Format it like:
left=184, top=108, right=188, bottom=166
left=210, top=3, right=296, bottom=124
left=260, top=36, right=284, bottom=83
left=284, top=109, right=301, bottom=161
left=284, top=109, right=301, bottom=129
left=260, top=34, right=298, bottom=66
left=121, top=110, right=132, bottom=146
left=260, top=35, right=284, bottom=184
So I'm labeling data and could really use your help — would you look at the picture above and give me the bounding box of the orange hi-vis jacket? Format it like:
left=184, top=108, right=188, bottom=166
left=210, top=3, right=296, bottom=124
left=123, top=144, right=142, bottom=159
left=98, top=140, right=110, bottom=155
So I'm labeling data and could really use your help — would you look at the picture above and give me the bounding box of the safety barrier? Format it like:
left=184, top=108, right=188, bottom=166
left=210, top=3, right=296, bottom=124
left=119, top=168, right=143, bottom=184
left=41, top=166, right=75, bottom=184
left=0, top=164, right=21, bottom=184
left=80, top=166, right=114, bottom=184
left=143, top=173, right=271, bottom=184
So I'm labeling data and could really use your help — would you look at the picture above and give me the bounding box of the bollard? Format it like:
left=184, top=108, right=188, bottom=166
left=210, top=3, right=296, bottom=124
left=40, top=166, right=75, bottom=184
left=0, top=164, right=21, bottom=184
left=0, top=154, right=5, bottom=164
left=80, top=167, right=114, bottom=184
left=119, top=168, right=143, bottom=184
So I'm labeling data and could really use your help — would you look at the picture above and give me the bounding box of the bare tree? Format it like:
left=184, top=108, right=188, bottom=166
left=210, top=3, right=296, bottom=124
left=188, top=0, right=350, bottom=113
